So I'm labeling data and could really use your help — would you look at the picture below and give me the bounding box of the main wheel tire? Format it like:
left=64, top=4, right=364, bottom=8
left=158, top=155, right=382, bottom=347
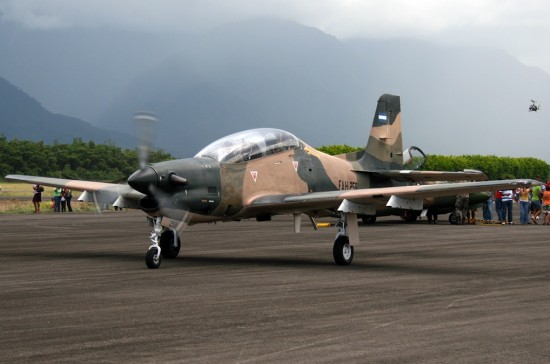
left=159, top=230, right=181, bottom=259
left=361, top=215, right=377, bottom=224
left=449, top=212, right=458, bottom=225
left=145, top=247, right=161, bottom=269
left=401, top=210, right=419, bottom=223
left=333, top=236, right=354, bottom=265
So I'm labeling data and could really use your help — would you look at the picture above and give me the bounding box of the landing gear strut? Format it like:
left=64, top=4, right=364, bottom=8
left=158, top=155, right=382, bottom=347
left=145, top=217, right=182, bottom=268
left=145, top=217, right=163, bottom=269
left=333, top=213, right=355, bottom=265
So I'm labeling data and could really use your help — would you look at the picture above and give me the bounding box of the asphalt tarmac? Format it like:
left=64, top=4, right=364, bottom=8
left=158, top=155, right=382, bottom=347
left=1, top=210, right=550, bottom=363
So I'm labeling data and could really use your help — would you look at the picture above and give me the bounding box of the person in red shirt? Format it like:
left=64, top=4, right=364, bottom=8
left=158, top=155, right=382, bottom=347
left=542, top=183, right=550, bottom=225
left=494, top=190, right=503, bottom=223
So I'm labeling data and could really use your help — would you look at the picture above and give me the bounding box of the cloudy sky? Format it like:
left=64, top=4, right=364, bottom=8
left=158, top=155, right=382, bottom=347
left=1, top=0, right=550, bottom=74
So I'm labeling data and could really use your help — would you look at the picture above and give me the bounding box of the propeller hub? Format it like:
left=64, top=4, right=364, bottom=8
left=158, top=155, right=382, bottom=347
left=128, top=167, right=158, bottom=194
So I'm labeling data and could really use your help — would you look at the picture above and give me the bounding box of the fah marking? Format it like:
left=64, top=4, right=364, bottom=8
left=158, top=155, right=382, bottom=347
left=338, top=180, right=358, bottom=190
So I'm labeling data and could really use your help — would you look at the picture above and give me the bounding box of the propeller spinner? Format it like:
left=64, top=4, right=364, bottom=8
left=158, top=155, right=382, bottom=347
left=128, top=166, right=158, bottom=194
left=128, top=167, right=188, bottom=195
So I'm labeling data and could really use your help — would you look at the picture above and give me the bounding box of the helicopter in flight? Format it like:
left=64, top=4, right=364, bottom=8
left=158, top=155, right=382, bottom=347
left=529, top=100, right=540, bottom=112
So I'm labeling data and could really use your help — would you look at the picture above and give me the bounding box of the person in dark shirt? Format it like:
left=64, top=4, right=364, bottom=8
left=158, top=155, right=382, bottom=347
left=32, top=184, right=43, bottom=213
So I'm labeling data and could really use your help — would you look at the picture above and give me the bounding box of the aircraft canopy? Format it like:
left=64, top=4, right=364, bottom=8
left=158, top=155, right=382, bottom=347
left=196, top=128, right=301, bottom=163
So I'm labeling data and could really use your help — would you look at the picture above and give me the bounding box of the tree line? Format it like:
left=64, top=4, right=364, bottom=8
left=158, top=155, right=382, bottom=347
left=1, top=138, right=548, bottom=182
left=421, top=154, right=549, bottom=181
left=0, top=136, right=173, bottom=181
left=318, top=145, right=549, bottom=181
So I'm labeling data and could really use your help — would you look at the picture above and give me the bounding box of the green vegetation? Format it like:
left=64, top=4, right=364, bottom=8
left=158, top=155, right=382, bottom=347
left=1, top=139, right=548, bottom=183
left=318, top=145, right=549, bottom=181
left=0, top=136, right=173, bottom=181
left=421, top=155, right=549, bottom=181
left=317, top=144, right=362, bottom=155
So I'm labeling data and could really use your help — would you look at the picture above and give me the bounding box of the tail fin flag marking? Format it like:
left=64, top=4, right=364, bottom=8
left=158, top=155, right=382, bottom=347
left=359, top=94, right=404, bottom=170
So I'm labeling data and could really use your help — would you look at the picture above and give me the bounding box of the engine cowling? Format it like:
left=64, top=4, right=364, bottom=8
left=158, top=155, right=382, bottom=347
left=128, top=157, right=222, bottom=215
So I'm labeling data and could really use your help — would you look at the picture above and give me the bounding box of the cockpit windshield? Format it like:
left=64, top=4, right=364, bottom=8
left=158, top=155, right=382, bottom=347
left=195, top=128, right=302, bottom=163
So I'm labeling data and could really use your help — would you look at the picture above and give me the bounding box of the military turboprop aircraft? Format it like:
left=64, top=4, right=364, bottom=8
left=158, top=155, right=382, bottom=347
left=6, top=94, right=538, bottom=268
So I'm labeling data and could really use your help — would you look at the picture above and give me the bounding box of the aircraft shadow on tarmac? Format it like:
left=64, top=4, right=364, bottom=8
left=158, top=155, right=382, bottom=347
left=7, top=250, right=143, bottom=263
left=177, top=255, right=487, bottom=277
left=7, top=249, right=492, bottom=277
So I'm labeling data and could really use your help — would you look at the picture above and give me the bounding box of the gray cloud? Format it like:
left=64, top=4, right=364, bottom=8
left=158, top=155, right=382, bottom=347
left=2, top=0, right=549, bottom=74
left=1, top=0, right=549, bottom=73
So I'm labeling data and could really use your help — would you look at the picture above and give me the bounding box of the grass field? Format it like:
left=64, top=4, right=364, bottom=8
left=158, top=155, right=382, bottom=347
left=0, top=181, right=34, bottom=197
left=0, top=182, right=98, bottom=214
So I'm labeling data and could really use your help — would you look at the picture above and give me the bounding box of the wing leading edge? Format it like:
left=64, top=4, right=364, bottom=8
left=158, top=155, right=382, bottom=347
left=5, top=174, right=144, bottom=209
left=250, top=179, right=540, bottom=214
left=355, top=169, right=488, bottom=183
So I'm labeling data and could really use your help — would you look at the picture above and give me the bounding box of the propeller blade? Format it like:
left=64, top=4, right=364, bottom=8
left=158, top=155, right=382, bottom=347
left=134, top=112, right=157, bottom=168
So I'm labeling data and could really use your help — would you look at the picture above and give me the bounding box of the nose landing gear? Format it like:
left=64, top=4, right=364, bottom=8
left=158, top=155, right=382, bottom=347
left=145, top=217, right=182, bottom=268
left=145, top=217, right=163, bottom=269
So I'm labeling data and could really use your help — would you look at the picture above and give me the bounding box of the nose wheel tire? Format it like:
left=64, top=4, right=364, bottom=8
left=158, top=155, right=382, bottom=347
left=145, top=247, right=161, bottom=269
left=333, top=236, right=354, bottom=265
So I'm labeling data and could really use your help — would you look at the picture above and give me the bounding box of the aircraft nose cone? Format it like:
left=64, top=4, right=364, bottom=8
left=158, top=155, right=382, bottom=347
left=128, top=167, right=158, bottom=194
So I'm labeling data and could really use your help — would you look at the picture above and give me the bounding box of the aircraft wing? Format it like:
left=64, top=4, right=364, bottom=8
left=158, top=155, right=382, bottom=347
left=249, top=179, right=538, bottom=215
left=5, top=174, right=144, bottom=209
left=356, top=169, right=488, bottom=182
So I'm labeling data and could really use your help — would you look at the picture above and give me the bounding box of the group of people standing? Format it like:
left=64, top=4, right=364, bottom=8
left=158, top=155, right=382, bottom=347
left=483, top=181, right=550, bottom=225
left=32, top=185, right=73, bottom=213
left=491, top=189, right=516, bottom=224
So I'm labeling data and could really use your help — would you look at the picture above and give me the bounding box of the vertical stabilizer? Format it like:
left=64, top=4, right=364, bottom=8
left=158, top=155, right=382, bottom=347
left=358, top=94, right=404, bottom=170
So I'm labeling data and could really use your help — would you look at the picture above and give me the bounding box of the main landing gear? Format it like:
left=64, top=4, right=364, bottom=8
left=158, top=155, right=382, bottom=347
left=333, top=213, right=356, bottom=265
left=145, top=217, right=181, bottom=269
left=144, top=213, right=357, bottom=268
left=448, top=212, right=459, bottom=225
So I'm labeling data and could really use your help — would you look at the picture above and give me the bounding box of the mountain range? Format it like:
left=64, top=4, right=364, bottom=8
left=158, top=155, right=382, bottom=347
left=1, top=18, right=549, bottom=161
left=0, top=77, right=134, bottom=146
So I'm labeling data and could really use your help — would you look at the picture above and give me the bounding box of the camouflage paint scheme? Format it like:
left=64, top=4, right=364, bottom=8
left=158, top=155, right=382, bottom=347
left=6, top=94, right=540, bottom=268
left=7, top=94, right=533, bottom=224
